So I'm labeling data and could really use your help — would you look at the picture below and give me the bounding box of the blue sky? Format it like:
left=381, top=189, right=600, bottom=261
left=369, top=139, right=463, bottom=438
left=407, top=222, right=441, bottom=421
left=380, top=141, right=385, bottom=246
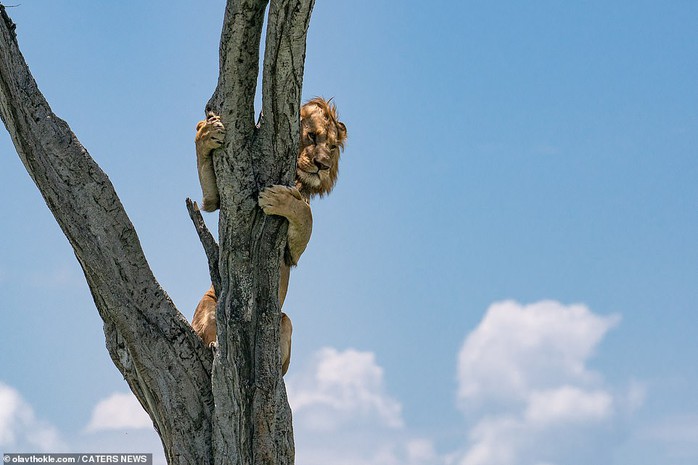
left=1, top=1, right=696, bottom=464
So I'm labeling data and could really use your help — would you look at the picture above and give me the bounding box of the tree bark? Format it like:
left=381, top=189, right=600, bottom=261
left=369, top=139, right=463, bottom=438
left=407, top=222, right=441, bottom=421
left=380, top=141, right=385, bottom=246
left=0, top=0, right=314, bottom=463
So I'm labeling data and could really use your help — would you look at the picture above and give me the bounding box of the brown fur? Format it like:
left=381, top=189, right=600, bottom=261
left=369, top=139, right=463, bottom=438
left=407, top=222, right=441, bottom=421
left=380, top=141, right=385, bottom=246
left=192, top=285, right=293, bottom=375
left=194, top=114, right=225, bottom=212
left=192, top=98, right=347, bottom=375
left=191, top=285, right=217, bottom=347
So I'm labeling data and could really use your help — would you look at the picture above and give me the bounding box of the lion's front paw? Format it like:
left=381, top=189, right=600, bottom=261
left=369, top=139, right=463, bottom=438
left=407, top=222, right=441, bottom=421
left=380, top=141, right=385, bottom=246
left=258, top=185, right=306, bottom=220
left=195, top=114, right=226, bottom=151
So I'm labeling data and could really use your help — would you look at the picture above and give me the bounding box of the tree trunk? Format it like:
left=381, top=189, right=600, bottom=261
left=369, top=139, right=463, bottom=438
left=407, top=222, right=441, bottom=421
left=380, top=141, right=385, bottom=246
left=0, top=1, right=314, bottom=463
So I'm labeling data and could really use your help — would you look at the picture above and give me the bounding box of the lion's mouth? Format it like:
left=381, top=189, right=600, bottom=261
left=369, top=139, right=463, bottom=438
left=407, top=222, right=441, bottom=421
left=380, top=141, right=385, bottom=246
left=298, top=168, right=323, bottom=187
left=301, top=168, right=321, bottom=177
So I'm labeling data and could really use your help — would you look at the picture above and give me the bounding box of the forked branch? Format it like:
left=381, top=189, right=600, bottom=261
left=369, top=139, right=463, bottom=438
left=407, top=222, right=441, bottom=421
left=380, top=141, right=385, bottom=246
left=1, top=0, right=317, bottom=462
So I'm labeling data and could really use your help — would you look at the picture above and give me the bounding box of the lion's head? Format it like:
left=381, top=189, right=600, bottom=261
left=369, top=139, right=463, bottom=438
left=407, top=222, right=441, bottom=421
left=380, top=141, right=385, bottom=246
left=296, top=98, right=347, bottom=198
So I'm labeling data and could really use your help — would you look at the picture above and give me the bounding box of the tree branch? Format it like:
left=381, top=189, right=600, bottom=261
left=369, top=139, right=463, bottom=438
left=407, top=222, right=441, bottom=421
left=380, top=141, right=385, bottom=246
left=260, top=0, right=316, bottom=184
left=207, top=0, right=268, bottom=141
left=1, top=1, right=317, bottom=462
left=0, top=5, right=17, bottom=42
left=0, top=10, right=214, bottom=465
left=186, top=198, right=221, bottom=295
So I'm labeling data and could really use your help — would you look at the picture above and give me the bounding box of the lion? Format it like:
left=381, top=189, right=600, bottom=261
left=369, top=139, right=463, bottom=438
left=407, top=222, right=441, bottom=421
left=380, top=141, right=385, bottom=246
left=192, top=98, right=347, bottom=375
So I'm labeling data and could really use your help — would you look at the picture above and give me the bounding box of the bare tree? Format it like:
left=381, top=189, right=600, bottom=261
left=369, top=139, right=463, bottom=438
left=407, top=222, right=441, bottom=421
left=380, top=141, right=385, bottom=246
left=0, top=0, right=314, bottom=463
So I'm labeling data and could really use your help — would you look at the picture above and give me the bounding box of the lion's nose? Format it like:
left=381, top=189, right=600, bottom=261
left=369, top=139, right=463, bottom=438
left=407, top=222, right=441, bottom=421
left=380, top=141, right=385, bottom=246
left=313, top=154, right=331, bottom=171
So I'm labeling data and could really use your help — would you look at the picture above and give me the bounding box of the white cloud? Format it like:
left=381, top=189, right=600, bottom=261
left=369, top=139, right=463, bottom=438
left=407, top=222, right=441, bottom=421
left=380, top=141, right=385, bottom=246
left=85, top=392, right=152, bottom=432
left=454, top=300, right=637, bottom=465
left=0, top=381, right=66, bottom=451
left=296, top=437, right=443, bottom=465
left=524, top=386, right=613, bottom=426
left=288, top=348, right=441, bottom=465
left=459, top=417, right=522, bottom=465
left=406, top=438, right=440, bottom=463
left=288, top=347, right=403, bottom=431
left=288, top=302, right=643, bottom=465
left=457, top=300, right=620, bottom=408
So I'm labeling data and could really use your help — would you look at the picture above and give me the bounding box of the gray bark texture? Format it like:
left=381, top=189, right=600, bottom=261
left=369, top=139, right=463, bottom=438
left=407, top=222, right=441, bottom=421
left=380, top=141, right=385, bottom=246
left=0, top=1, right=315, bottom=464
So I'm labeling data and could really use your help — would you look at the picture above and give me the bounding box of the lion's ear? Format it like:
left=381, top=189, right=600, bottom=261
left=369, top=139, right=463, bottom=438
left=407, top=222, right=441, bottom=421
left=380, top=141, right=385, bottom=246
left=337, top=121, right=347, bottom=140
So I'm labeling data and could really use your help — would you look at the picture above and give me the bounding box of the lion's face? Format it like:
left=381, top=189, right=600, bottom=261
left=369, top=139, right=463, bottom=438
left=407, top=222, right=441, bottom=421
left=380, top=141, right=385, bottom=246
left=296, top=98, right=347, bottom=198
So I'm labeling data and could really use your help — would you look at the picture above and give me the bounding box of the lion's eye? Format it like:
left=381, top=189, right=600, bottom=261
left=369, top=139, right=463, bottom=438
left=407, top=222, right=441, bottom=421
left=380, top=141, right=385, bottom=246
left=330, top=144, right=338, bottom=151
left=307, top=132, right=316, bottom=143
